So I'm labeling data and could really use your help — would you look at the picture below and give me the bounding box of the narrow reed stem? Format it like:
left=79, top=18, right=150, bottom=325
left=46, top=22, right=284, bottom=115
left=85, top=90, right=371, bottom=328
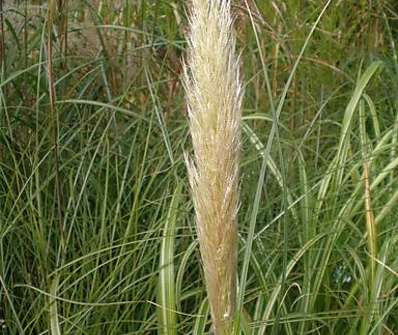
left=0, top=0, right=5, bottom=72
left=184, top=1, right=242, bottom=334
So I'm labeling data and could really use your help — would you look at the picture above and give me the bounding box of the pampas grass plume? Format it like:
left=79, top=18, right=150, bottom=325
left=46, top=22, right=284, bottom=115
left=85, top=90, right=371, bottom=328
left=184, top=0, right=242, bottom=333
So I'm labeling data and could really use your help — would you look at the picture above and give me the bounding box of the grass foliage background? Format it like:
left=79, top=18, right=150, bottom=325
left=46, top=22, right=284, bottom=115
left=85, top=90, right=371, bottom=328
left=1, top=0, right=398, bottom=334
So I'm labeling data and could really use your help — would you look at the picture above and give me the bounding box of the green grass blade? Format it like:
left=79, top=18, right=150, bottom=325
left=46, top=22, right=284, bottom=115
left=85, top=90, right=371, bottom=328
left=49, top=276, right=61, bottom=335
left=193, top=299, right=209, bottom=335
left=157, top=183, right=182, bottom=335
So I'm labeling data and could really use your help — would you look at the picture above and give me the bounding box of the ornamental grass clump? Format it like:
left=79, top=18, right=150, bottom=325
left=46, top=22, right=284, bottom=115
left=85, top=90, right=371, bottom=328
left=184, top=0, right=242, bottom=333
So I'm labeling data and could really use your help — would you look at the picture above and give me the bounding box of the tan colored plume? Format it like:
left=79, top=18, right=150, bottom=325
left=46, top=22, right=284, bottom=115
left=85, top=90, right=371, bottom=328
left=184, top=0, right=242, bottom=333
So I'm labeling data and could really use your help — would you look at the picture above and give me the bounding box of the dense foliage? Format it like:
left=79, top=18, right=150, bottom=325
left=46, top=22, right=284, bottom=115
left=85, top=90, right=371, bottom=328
left=0, top=1, right=397, bottom=334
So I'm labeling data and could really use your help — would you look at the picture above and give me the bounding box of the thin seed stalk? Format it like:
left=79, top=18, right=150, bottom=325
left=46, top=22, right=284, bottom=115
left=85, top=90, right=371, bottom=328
left=184, top=0, right=242, bottom=334
left=359, top=101, right=377, bottom=285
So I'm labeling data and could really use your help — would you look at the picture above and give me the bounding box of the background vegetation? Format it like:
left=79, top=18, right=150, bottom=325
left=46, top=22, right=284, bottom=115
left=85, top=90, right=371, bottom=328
left=0, top=0, right=397, bottom=334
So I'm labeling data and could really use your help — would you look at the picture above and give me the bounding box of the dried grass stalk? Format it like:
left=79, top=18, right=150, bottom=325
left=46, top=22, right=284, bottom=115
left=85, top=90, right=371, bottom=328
left=184, top=0, right=242, bottom=333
